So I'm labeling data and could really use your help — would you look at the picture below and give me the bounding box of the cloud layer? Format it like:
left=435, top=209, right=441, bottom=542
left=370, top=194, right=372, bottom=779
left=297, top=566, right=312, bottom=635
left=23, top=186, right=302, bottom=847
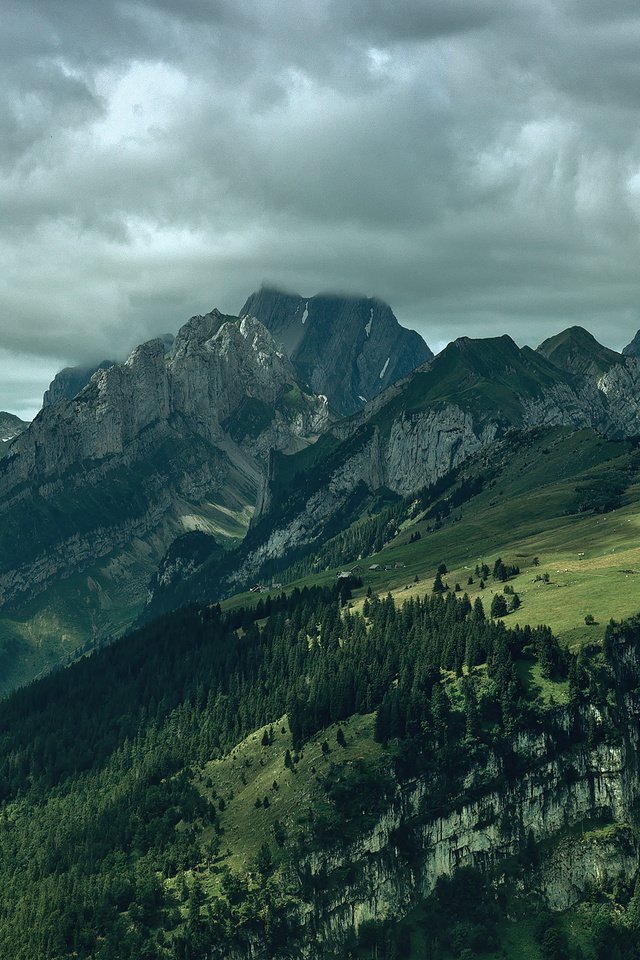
left=4, top=0, right=640, bottom=415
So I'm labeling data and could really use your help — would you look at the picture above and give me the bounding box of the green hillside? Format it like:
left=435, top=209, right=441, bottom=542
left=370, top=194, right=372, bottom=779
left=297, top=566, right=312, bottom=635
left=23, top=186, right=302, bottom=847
left=224, top=427, right=640, bottom=654
left=0, top=439, right=255, bottom=695
left=0, top=562, right=639, bottom=958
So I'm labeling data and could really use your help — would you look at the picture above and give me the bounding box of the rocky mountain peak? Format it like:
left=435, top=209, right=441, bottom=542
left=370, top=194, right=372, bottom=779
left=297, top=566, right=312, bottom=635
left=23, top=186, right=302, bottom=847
left=125, top=337, right=167, bottom=367
left=239, top=285, right=433, bottom=415
left=450, top=334, right=521, bottom=364
left=536, top=326, right=623, bottom=378
left=172, top=309, right=230, bottom=358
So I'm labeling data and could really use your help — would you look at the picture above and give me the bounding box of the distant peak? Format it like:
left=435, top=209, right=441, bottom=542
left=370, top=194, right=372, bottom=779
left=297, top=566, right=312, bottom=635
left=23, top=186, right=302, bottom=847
left=537, top=325, right=603, bottom=351
left=239, top=287, right=432, bottom=415
left=449, top=333, right=521, bottom=360
left=536, top=326, right=622, bottom=378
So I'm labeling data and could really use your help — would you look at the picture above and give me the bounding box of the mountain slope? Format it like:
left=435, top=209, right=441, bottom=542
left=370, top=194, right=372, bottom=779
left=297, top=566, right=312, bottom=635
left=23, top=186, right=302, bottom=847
left=239, top=286, right=433, bottom=415
left=623, top=328, right=640, bottom=357
left=0, top=309, right=327, bottom=691
left=1, top=554, right=640, bottom=958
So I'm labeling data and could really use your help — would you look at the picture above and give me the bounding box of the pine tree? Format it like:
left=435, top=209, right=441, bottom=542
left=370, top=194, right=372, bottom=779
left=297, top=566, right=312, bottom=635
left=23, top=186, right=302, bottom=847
left=490, top=594, right=508, bottom=618
left=432, top=572, right=445, bottom=593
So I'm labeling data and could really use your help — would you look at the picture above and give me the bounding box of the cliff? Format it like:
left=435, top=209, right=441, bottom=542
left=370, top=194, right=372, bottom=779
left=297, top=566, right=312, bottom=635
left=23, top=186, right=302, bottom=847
left=0, top=312, right=328, bottom=611
left=294, top=722, right=639, bottom=955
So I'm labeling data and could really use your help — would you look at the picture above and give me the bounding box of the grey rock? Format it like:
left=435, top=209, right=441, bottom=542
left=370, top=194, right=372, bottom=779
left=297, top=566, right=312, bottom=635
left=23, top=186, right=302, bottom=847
left=0, top=311, right=328, bottom=611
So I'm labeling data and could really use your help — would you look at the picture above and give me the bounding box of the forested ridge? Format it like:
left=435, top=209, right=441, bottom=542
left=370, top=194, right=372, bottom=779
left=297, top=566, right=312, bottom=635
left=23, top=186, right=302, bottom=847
left=0, top=577, right=637, bottom=958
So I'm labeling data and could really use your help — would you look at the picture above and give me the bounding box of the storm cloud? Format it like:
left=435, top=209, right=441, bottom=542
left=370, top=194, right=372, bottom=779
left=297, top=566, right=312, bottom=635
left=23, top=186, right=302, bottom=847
left=4, top=0, right=640, bottom=415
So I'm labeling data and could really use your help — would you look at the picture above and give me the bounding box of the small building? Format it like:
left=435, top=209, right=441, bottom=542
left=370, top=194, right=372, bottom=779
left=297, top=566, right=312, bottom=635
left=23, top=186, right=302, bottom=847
left=369, top=564, right=381, bottom=571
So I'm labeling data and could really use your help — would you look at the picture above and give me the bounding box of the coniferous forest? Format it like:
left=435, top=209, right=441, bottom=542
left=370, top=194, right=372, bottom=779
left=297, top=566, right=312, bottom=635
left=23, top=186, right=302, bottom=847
left=0, top=576, right=638, bottom=958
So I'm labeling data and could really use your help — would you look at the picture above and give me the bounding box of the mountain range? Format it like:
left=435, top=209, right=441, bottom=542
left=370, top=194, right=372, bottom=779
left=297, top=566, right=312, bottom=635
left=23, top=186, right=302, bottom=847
left=2, top=295, right=640, bottom=688
left=145, top=324, right=640, bottom=617
left=4, top=290, right=640, bottom=957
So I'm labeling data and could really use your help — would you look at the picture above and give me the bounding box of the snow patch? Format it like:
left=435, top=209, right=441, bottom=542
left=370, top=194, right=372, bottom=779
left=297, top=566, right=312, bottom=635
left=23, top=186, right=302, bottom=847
left=379, top=357, right=390, bottom=379
left=358, top=395, right=367, bottom=403
left=365, top=308, right=373, bottom=337
left=301, top=301, right=309, bottom=324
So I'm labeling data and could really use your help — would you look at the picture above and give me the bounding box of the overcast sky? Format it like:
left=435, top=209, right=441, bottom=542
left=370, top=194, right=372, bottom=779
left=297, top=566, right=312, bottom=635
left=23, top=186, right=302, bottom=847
left=4, top=0, right=640, bottom=416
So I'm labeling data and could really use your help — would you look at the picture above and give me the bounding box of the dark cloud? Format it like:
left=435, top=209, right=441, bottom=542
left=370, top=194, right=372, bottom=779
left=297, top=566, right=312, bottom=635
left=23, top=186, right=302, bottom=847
left=3, top=0, right=640, bottom=416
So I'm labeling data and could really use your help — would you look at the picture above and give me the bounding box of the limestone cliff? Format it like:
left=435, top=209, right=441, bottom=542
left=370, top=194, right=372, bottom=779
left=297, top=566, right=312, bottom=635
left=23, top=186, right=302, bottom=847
left=262, top=638, right=640, bottom=958
left=0, top=311, right=328, bottom=611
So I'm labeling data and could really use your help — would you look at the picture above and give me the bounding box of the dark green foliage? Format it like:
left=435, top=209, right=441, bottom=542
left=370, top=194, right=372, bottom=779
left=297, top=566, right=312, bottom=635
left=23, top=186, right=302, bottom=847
left=256, top=842, right=273, bottom=876
left=536, top=627, right=569, bottom=680
left=420, top=868, right=502, bottom=957
left=313, top=759, right=394, bottom=844
left=493, top=557, right=520, bottom=582
left=433, top=572, right=446, bottom=593
left=0, top=571, right=634, bottom=958
left=490, top=593, right=508, bottom=618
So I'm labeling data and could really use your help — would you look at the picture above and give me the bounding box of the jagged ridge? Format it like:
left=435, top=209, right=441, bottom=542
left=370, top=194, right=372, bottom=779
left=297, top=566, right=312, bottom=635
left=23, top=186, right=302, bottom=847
left=0, top=311, right=328, bottom=622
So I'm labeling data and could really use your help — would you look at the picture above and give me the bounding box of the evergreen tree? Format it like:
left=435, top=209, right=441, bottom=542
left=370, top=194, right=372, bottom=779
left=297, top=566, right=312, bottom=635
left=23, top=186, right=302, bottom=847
left=490, top=594, right=508, bottom=618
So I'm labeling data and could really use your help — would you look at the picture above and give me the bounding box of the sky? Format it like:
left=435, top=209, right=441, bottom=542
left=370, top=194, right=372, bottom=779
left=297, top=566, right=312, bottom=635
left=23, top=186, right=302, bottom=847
left=4, top=0, right=640, bottom=417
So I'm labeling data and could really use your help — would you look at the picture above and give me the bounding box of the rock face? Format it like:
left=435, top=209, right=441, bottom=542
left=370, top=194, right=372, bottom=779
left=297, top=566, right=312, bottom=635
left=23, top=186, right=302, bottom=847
left=42, top=336, right=176, bottom=408
left=270, top=637, right=640, bottom=958
left=239, top=286, right=433, bottom=415
left=0, top=310, right=328, bottom=613
left=291, top=718, right=640, bottom=957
